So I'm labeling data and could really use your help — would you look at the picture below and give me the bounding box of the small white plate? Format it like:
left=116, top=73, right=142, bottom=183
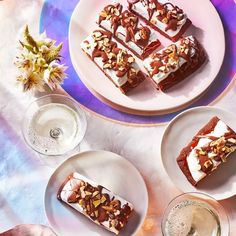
left=44, top=150, right=148, bottom=236
left=161, top=106, right=236, bottom=200
left=69, top=0, right=225, bottom=115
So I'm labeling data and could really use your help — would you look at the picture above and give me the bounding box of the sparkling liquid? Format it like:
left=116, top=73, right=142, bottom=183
left=27, top=103, right=81, bottom=155
left=164, top=200, right=221, bottom=236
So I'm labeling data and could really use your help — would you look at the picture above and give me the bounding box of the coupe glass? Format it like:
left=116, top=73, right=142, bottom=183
left=161, top=192, right=229, bottom=236
left=22, top=94, right=87, bottom=156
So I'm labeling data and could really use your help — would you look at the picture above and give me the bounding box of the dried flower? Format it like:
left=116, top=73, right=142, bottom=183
left=15, top=25, right=67, bottom=92
left=44, top=62, right=67, bottom=90
left=17, top=72, right=45, bottom=92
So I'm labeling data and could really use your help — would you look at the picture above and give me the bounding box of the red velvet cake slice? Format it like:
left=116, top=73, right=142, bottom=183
left=58, top=172, right=134, bottom=235
left=128, top=0, right=192, bottom=42
left=81, top=30, right=146, bottom=94
left=177, top=116, right=236, bottom=186
left=143, top=36, right=206, bottom=91
left=98, top=3, right=161, bottom=59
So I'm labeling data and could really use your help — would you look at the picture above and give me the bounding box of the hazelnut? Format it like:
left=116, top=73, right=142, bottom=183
left=184, top=38, right=190, bottom=45
left=67, top=192, right=78, bottom=203
left=140, top=28, right=148, bottom=39
left=199, top=150, right=206, bottom=156
left=151, top=19, right=157, bottom=25
left=128, top=57, right=135, bottom=63
left=162, top=17, right=168, bottom=24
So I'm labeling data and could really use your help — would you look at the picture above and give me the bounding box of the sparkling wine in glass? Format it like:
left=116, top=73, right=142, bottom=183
left=161, top=193, right=229, bottom=236
left=22, top=94, right=87, bottom=156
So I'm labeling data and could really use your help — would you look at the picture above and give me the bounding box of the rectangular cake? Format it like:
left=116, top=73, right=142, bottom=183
left=81, top=30, right=146, bottom=94
left=177, top=116, right=236, bottom=186
left=128, top=0, right=192, bottom=42
left=143, top=36, right=206, bottom=91
left=98, top=3, right=161, bottom=59
left=57, top=172, right=134, bottom=235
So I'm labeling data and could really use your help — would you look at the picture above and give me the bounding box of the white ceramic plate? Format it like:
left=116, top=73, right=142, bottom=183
left=44, top=150, right=148, bottom=236
left=69, top=0, right=225, bottom=115
left=161, top=106, right=236, bottom=200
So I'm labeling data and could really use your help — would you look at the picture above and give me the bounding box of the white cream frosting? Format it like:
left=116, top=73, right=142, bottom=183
left=99, top=16, right=159, bottom=57
left=143, top=35, right=195, bottom=84
left=81, top=34, right=140, bottom=87
left=186, top=120, right=232, bottom=183
left=59, top=172, right=133, bottom=235
left=131, top=0, right=188, bottom=38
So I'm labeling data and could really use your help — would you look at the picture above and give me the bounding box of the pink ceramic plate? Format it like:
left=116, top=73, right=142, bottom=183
left=44, top=151, right=148, bottom=236
left=69, top=0, right=225, bottom=115
left=161, top=106, right=236, bottom=200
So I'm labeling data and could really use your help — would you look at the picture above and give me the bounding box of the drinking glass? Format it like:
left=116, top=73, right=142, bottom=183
left=22, top=94, right=87, bottom=156
left=161, top=192, right=229, bottom=236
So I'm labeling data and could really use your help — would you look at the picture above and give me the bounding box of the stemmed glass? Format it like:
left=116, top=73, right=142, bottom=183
left=161, top=192, right=229, bottom=236
left=22, top=94, right=87, bottom=157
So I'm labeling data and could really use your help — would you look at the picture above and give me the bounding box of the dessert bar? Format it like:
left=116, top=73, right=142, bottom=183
left=128, top=0, right=192, bottom=42
left=57, top=172, right=134, bottom=235
left=81, top=30, right=146, bottom=94
left=177, top=116, right=236, bottom=186
left=98, top=3, right=161, bottom=59
left=143, top=36, right=206, bottom=91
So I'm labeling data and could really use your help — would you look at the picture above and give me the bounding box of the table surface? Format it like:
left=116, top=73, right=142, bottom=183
left=0, top=0, right=236, bottom=235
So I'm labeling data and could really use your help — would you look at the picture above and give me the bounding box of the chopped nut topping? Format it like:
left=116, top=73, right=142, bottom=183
left=65, top=174, right=133, bottom=231
left=162, top=17, right=168, bottom=24
left=204, top=160, right=213, bottom=169
left=228, top=138, right=236, bottom=144
left=128, top=57, right=135, bottom=63
left=100, top=10, right=108, bottom=18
